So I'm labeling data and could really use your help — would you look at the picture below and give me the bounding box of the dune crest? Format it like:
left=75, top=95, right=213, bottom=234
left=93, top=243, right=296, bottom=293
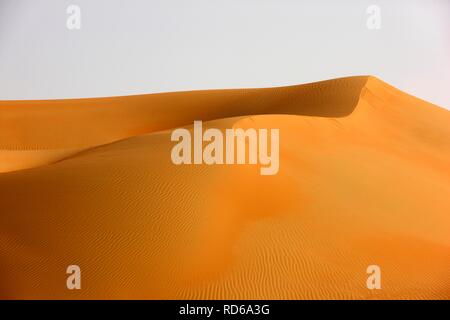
left=0, top=76, right=449, bottom=299
left=0, top=75, right=437, bottom=173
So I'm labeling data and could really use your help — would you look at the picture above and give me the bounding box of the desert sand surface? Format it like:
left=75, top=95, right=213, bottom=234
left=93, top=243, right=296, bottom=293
left=0, top=76, right=449, bottom=299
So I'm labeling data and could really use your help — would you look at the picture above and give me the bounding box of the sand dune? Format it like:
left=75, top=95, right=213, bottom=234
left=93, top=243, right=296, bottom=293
left=0, top=76, right=449, bottom=299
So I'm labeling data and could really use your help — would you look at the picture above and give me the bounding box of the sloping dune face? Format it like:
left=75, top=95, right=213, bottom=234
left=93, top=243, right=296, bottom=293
left=0, top=76, right=449, bottom=299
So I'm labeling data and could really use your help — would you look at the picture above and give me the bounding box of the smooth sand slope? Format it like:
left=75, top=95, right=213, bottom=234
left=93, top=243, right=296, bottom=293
left=0, top=76, right=449, bottom=299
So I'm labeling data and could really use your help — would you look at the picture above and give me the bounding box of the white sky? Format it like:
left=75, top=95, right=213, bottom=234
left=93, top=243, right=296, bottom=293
left=0, top=0, right=449, bottom=109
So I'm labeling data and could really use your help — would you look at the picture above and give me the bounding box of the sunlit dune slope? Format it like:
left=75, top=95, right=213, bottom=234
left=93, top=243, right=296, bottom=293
left=0, top=76, right=449, bottom=299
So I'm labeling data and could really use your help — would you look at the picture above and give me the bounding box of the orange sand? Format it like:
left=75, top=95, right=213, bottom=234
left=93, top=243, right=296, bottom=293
left=0, top=76, right=449, bottom=299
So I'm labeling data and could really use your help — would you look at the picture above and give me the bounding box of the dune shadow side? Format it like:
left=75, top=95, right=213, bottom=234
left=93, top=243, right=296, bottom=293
left=135, top=75, right=370, bottom=128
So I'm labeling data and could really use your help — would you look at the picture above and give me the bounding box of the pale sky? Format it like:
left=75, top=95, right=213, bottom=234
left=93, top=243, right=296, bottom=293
left=0, top=0, right=449, bottom=109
